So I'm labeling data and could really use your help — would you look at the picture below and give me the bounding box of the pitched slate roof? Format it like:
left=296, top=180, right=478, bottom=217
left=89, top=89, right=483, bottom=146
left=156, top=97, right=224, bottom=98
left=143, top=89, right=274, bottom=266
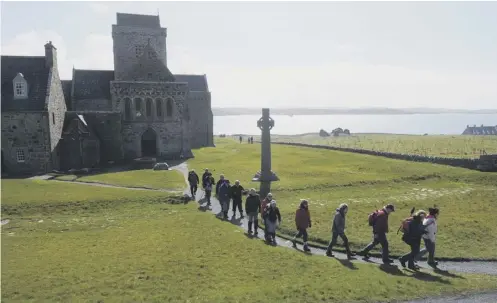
left=116, top=13, right=161, bottom=29
left=1, top=56, right=50, bottom=111
left=463, top=125, right=497, bottom=135
left=174, top=74, right=209, bottom=92
left=72, top=69, right=115, bottom=100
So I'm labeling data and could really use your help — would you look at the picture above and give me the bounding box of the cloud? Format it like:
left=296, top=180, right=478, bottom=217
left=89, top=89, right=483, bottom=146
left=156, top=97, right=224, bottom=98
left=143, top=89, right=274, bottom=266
left=88, top=2, right=109, bottom=14
left=2, top=30, right=496, bottom=109
left=1, top=30, right=114, bottom=79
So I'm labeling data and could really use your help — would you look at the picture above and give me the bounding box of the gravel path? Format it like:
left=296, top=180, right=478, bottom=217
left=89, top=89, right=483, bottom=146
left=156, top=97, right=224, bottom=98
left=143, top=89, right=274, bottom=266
left=173, top=163, right=497, bottom=276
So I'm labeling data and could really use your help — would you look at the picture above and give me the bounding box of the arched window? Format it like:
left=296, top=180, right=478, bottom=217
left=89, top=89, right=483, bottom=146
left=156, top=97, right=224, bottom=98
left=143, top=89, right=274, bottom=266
left=146, top=98, right=152, bottom=117
left=156, top=98, right=163, bottom=117
left=166, top=99, right=173, bottom=117
left=124, top=98, right=132, bottom=120
left=134, top=98, right=143, bottom=118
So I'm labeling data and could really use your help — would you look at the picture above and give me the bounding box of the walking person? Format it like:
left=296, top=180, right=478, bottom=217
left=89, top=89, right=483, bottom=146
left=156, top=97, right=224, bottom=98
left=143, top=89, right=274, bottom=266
left=325, top=203, right=355, bottom=259
left=239, top=136, right=242, bottom=143
left=261, top=193, right=273, bottom=241
left=230, top=180, right=245, bottom=218
left=358, top=204, right=395, bottom=264
left=203, top=172, right=215, bottom=206
left=202, top=168, right=210, bottom=188
left=416, top=207, right=439, bottom=268
left=264, top=200, right=281, bottom=245
left=292, top=199, right=312, bottom=252
left=217, top=176, right=231, bottom=220
left=399, top=210, right=427, bottom=270
left=188, top=169, right=199, bottom=199
left=245, top=188, right=261, bottom=236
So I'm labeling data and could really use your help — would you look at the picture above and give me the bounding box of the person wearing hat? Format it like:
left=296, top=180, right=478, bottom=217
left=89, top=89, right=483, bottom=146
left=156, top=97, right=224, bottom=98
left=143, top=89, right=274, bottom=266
left=230, top=180, right=245, bottom=218
left=358, top=204, right=395, bottom=264
left=245, top=188, right=261, bottom=235
left=326, top=203, right=355, bottom=259
left=416, top=207, right=440, bottom=268
left=261, top=193, right=273, bottom=241
left=399, top=210, right=427, bottom=270
left=187, top=169, right=200, bottom=199
left=264, top=200, right=281, bottom=244
left=292, top=199, right=312, bottom=252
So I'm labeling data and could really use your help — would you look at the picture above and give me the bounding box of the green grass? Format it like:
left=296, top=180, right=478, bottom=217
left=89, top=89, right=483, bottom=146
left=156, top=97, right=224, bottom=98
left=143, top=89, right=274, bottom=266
left=189, top=139, right=497, bottom=259
left=2, top=180, right=497, bottom=302
left=269, top=134, right=497, bottom=158
left=53, top=169, right=186, bottom=190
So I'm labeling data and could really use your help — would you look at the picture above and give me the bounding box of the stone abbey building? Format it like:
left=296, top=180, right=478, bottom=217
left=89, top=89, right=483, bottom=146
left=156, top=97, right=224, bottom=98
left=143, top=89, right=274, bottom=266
left=1, top=13, right=213, bottom=175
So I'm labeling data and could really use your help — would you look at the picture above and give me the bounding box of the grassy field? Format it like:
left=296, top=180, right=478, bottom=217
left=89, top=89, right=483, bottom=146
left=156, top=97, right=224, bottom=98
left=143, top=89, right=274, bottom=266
left=2, top=179, right=497, bottom=302
left=269, top=134, right=497, bottom=158
left=188, top=139, right=497, bottom=259
left=52, top=169, right=185, bottom=190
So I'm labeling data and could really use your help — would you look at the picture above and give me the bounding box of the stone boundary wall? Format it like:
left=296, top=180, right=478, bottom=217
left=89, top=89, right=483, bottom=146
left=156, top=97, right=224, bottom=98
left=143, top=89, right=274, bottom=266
left=268, top=141, right=479, bottom=170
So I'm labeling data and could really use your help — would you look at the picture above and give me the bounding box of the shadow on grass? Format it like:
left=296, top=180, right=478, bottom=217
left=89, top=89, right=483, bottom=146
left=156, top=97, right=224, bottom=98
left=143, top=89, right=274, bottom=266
left=379, top=264, right=406, bottom=276
left=292, top=246, right=313, bottom=256
left=197, top=205, right=210, bottom=212
left=411, top=271, right=451, bottom=284
left=336, top=258, right=358, bottom=270
left=434, top=268, right=465, bottom=279
left=229, top=215, right=243, bottom=226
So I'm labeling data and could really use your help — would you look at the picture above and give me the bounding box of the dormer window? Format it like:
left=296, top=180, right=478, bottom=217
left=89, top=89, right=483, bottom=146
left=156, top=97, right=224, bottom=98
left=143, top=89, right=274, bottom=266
left=13, top=73, right=28, bottom=99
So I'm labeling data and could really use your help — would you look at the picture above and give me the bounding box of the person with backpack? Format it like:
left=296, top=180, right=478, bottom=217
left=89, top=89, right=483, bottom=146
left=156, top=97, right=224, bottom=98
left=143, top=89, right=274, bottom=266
left=202, top=168, right=210, bottom=188
left=261, top=193, right=273, bottom=241
left=358, top=204, right=395, bottom=264
left=245, top=188, right=261, bottom=236
left=264, top=200, right=281, bottom=244
left=326, top=203, right=355, bottom=259
left=399, top=210, right=427, bottom=270
left=416, top=207, right=439, bottom=268
left=188, top=169, right=200, bottom=199
left=292, top=199, right=312, bottom=252
left=203, top=172, right=215, bottom=206
left=217, top=176, right=231, bottom=220
left=230, top=180, right=245, bottom=218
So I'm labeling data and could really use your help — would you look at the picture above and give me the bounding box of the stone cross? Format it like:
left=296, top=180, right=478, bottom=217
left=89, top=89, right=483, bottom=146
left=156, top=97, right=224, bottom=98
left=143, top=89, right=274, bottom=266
left=252, top=108, right=279, bottom=199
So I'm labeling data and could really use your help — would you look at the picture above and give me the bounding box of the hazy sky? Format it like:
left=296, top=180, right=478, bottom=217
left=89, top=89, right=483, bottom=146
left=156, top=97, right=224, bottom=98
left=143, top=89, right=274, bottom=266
left=2, top=1, right=497, bottom=109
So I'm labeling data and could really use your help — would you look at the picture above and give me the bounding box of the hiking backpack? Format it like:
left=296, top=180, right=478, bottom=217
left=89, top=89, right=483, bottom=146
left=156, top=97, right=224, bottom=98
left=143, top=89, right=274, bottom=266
left=397, top=217, right=414, bottom=234
left=368, top=210, right=381, bottom=226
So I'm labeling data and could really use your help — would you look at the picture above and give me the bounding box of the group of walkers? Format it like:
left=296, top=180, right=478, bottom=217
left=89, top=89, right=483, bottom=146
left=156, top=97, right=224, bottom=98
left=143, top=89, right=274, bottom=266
left=187, top=169, right=440, bottom=269
left=239, top=136, right=254, bottom=144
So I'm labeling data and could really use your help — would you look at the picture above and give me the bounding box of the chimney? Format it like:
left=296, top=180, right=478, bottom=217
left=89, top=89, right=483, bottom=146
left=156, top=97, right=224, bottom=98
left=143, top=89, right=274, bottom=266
left=44, top=41, right=57, bottom=68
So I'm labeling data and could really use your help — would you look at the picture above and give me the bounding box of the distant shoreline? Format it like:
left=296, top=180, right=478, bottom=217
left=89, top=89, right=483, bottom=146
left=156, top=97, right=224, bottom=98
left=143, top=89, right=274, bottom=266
left=212, top=108, right=497, bottom=116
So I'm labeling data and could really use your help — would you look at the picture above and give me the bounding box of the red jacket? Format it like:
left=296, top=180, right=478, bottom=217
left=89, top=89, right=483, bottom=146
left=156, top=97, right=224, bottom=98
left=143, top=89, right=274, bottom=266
left=295, top=208, right=311, bottom=230
left=261, top=198, right=270, bottom=215
left=373, top=210, right=389, bottom=234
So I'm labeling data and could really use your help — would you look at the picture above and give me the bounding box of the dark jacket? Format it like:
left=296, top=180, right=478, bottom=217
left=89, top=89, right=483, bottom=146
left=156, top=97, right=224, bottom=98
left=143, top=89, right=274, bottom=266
left=217, top=181, right=231, bottom=201
left=245, top=194, right=261, bottom=213
left=230, top=185, right=245, bottom=201
left=295, top=206, right=311, bottom=230
left=203, top=176, right=215, bottom=191
left=403, top=217, right=426, bottom=245
left=202, top=173, right=210, bottom=187
left=373, top=209, right=390, bottom=234
left=265, top=206, right=281, bottom=223
left=332, top=208, right=346, bottom=234
left=188, top=172, right=199, bottom=185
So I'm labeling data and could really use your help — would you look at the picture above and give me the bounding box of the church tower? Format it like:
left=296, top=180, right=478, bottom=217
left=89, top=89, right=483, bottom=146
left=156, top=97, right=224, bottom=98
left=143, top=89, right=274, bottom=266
left=112, top=13, right=174, bottom=81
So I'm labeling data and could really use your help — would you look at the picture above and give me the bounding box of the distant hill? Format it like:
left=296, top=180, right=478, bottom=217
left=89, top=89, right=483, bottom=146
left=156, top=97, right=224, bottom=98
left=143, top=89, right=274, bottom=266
left=212, top=107, right=497, bottom=116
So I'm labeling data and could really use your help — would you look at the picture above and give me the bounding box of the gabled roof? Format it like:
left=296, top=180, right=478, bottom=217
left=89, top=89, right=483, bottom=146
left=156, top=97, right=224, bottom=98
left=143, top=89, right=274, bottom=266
left=174, top=74, right=209, bottom=92
left=463, top=125, right=497, bottom=135
left=72, top=69, right=114, bottom=100
left=116, top=13, right=161, bottom=29
left=1, top=56, right=50, bottom=111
